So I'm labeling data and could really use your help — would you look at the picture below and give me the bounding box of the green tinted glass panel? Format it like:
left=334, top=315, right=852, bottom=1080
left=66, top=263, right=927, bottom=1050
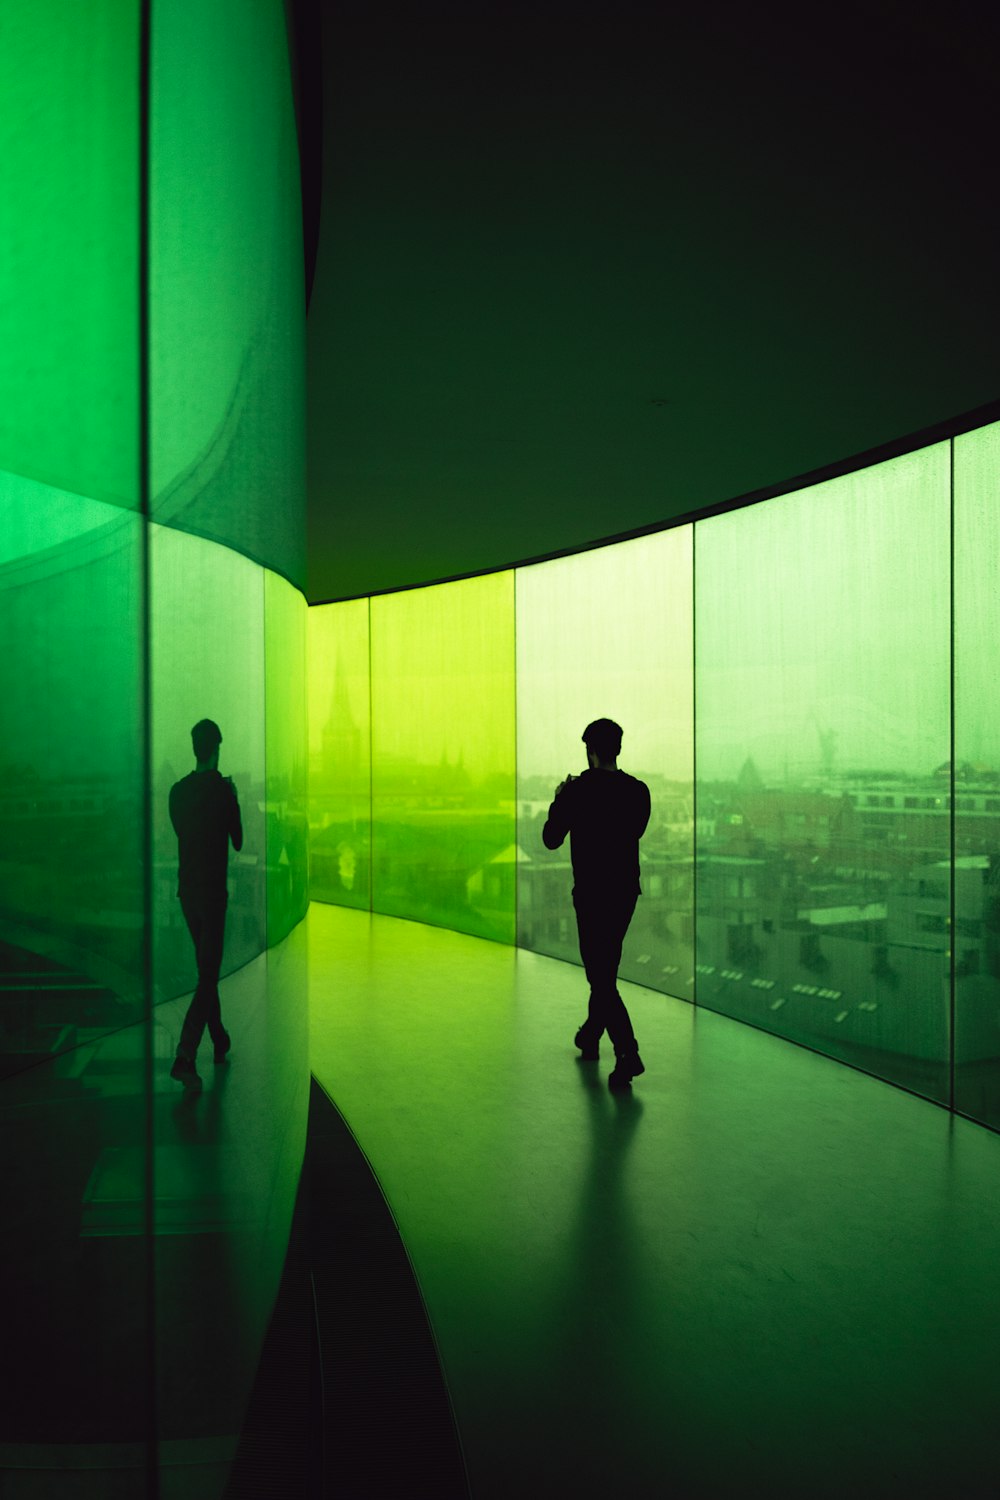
left=0, top=488, right=145, bottom=1047
left=0, top=5, right=149, bottom=1473
left=515, top=529, right=694, bottom=999
left=308, top=598, right=372, bottom=910
left=0, top=484, right=149, bottom=1447
left=954, top=420, right=1000, bottom=1127
left=255, top=574, right=312, bottom=1469
left=265, top=570, right=310, bottom=946
left=695, top=446, right=951, bottom=1101
left=151, top=0, right=305, bottom=586
left=0, top=1, right=308, bottom=1484
left=0, top=5, right=138, bottom=506
left=149, top=0, right=307, bottom=1475
left=371, top=574, right=516, bottom=942
left=150, top=524, right=266, bottom=1003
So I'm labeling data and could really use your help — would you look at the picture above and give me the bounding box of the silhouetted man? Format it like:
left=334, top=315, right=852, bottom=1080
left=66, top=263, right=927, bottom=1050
left=542, top=718, right=650, bottom=1089
left=168, top=719, right=243, bottom=1089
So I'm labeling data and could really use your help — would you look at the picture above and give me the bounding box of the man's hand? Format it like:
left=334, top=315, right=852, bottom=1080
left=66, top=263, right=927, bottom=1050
left=554, top=773, right=577, bottom=797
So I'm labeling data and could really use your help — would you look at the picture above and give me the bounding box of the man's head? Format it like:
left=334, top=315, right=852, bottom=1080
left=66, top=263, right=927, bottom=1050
left=191, top=719, right=222, bottom=768
left=582, top=718, right=622, bottom=768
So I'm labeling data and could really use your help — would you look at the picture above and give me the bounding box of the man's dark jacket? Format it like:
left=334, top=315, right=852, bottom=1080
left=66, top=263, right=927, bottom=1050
left=542, top=769, right=650, bottom=895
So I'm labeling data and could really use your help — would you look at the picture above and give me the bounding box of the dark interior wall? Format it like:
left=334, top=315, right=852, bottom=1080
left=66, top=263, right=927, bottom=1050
left=305, top=0, right=1000, bottom=604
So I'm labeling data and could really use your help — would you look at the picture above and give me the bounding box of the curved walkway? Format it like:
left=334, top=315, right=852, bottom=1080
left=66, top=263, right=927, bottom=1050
left=308, top=903, right=1000, bottom=1499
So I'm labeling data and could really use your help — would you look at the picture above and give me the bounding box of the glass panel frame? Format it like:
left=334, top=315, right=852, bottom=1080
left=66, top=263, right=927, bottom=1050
left=954, top=419, right=1000, bottom=1127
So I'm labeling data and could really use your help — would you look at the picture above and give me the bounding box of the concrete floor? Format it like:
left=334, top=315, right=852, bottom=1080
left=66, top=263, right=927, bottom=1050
left=308, top=903, right=1000, bottom=1499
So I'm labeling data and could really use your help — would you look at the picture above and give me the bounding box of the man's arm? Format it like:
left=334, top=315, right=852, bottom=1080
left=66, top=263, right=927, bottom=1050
left=225, top=777, right=244, bottom=852
left=542, top=776, right=576, bottom=849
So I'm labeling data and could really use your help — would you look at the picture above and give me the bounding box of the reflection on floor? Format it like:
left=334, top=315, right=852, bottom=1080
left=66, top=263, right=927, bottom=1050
left=309, top=903, right=1000, bottom=1500
left=0, top=924, right=307, bottom=1500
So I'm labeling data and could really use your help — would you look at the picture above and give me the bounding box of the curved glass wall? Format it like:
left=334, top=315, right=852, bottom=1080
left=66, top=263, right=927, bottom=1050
left=151, top=528, right=268, bottom=1001
left=695, top=445, right=951, bottom=1101
left=151, top=0, right=306, bottom=589
left=0, top=4, right=308, bottom=1496
left=0, top=3, right=140, bottom=509
left=310, top=417, right=1000, bottom=1132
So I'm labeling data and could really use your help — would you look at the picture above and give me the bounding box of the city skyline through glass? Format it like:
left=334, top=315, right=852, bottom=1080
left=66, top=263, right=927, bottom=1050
left=370, top=572, right=517, bottom=944
left=695, top=444, right=952, bottom=1100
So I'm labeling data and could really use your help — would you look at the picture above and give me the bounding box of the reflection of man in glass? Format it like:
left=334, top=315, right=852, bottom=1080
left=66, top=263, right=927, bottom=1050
left=168, top=719, right=243, bottom=1089
left=543, top=719, right=651, bottom=1089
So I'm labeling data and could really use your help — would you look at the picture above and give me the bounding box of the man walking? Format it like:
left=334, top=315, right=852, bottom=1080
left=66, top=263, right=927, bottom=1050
left=168, top=719, right=243, bottom=1089
left=542, top=718, right=650, bottom=1089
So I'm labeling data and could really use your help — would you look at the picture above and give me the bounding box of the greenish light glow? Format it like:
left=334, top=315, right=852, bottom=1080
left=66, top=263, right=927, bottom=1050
left=308, top=597, right=372, bottom=910
left=954, top=419, right=1000, bottom=1124
left=0, top=488, right=145, bottom=1031
left=515, top=528, right=695, bottom=999
left=148, top=0, right=309, bottom=1458
left=0, top=4, right=139, bottom=506
left=301, top=430, right=1000, bottom=1114
left=151, top=0, right=306, bottom=586
left=265, top=569, right=309, bottom=946
left=0, top=474, right=129, bottom=567
left=0, top=1, right=309, bottom=1474
left=150, top=524, right=266, bottom=1002
left=695, top=444, right=951, bottom=1098
left=371, top=573, right=516, bottom=943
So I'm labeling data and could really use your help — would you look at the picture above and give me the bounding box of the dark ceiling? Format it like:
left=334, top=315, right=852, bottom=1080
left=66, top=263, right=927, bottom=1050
left=301, top=0, right=1000, bottom=604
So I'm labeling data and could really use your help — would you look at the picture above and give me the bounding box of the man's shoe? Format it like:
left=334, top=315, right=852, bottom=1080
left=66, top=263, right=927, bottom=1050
left=608, top=1046, right=645, bottom=1091
left=574, top=1026, right=599, bottom=1061
left=213, top=1033, right=232, bottom=1065
left=170, top=1054, right=202, bottom=1090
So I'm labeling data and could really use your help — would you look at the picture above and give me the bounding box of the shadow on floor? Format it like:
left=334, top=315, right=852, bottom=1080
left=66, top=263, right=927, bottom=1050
left=225, top=1077, right=469, bottom=1499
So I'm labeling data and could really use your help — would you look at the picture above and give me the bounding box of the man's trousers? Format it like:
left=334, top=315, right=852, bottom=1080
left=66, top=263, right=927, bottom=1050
left=572, top=887, right=639, bottom=1054
left=177, top=892, right=229, bottom=1060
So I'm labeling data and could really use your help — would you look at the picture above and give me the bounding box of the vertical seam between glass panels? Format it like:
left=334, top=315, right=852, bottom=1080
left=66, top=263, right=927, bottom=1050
left=138, top=0, right=160, bottom=1491
left=368, top=595, right=374, bottom=914
left=691, top=523, right=697, bottom=1010
left=513, top=568, right=518, bottom=949
left=263, top=573, right=270, bottom=949
left=949, top=438, right=956, bottom=1114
